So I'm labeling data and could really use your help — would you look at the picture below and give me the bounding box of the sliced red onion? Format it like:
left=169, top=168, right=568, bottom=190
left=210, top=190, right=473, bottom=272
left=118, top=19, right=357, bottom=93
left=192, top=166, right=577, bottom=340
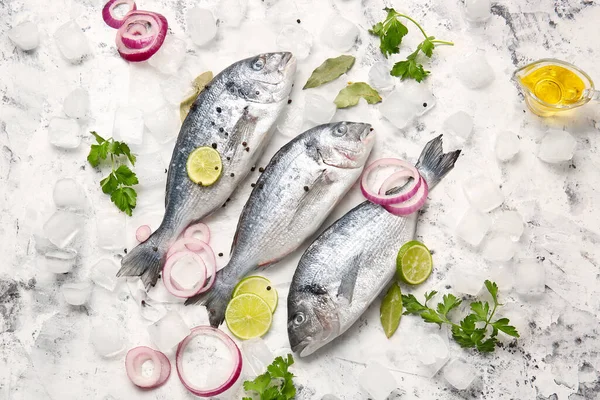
left=361, top=159, right=421, bottom=205
left=176, top=326, right=242, bottom=397
left=136, top=225, right=152, bottom=242
left=183, top=222, right=210, bottom=244
left=166, top=238, right=217, bottom=294
left=102, top=0, right=137, bottom=29
left=125, top=346, right=170, bottom=388
left=115, top=11, right=168, bottom=62
left=384, top=177, right=429, bottom=216
left=162, top=251, right=207, bottom=298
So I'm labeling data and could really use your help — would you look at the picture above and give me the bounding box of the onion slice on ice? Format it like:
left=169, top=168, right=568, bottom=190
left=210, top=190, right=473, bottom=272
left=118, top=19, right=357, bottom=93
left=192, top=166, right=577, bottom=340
left=183, top=222, right=210, bottom=244
left=102, top=0, right=137, bottom=29
left=162, top=251, right=207, bottom=298
left=125, top=346, right=171, bottom=388
left=176, top=326, right=242, bottom=397
left=115, top=11, right=168, bottom=62
left=136, top=225, right=152, bottom=242
left=165, top=238, right=217, bottom=295
left=361, top=158, right=421, bottom=205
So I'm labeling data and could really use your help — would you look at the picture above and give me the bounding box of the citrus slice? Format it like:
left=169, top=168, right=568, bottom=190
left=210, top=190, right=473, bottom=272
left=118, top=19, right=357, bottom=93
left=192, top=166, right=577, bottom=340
left=232, top=276, right=278, bottom=313
left=396, top=240, right=433, bottom=285
left=186, top=146, right=222, bottom=186
left=225, top=293, right=273, bottom=340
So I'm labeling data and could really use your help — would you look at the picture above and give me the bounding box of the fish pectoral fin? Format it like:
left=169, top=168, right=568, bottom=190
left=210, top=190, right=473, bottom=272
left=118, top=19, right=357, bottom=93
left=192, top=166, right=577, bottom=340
left=288, top=169, right=332, bottom=227
left=225, top=108, right=259, bottom=157
left=336, top=254, right=362, bottom=304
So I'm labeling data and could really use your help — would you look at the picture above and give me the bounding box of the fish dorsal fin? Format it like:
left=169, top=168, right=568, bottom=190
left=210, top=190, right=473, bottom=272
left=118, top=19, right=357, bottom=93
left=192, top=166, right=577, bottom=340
left=224, top=107, right=258, bottom=158
left=337, top=254, right=362, bottom=304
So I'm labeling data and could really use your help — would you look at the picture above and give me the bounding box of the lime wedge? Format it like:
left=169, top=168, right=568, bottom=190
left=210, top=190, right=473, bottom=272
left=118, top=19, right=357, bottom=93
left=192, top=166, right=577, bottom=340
left=186, top=146, right=222, bottom=186
left=396, top=240, right=433, bottom=285
left=380, top=283, right=403, bottom=338
left=225, top=293, right=273, bottom=340
left=232, top=276, right=278, bottom=313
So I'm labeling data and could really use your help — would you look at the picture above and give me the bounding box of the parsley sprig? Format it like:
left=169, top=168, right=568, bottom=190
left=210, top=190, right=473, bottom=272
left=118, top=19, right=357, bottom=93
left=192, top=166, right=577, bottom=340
left=243, top=354, right=296, bottom=400
left=370, top=8, right=454, bottom=82
left=402, top=280, right=520, bottom=352
left=87, top=131, right=138, bottom=216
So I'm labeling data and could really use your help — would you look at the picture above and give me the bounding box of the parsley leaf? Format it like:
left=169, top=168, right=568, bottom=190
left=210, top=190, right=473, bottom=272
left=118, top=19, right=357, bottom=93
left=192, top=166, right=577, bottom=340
left=420, top=36, right=436, bottom=57
left=485, top=280, right=499, bottom=305
left=114, top=165, right=139, bottom=186
left=390, top=52, right=430, bottom=83
left=100, top=173, right=119, bottom=194
left=243, top=355, right=296, bottom=400
left=492, top=318, right=520, bottom=338
left=111, top=187, right=137, bottom=216
left=437, top=294, right=462, bottom=317
left=401, top=294, right=429, bottom=315
left=470, top=301, right=490, bottom=322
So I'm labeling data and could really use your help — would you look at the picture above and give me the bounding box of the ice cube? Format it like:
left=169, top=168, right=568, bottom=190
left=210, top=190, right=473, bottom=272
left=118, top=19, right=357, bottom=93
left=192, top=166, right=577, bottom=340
left=455, top=52, right=495, bottom=89
left=451, top=269, right=483, bottom=295
left=8, top=21, right=39, bottom=51
left=54, top=21, right=91, bottom=62
left=129, top=63, right=166, bottom=113
left=464, top=0, right=491, bottom=22
left=443, top=358, right=476, bottom=390
left=144, top=106, right=180, bottom=144
left=43, top=211, right=84, bottom=248
left=242, top=338, right=274, bottom=376
left=514, top=260, right=545, bottom=297
left=161, top=72, right=194, bottom=106
left=90, top=319, right=125, bottom=357
left=96, top=210, right=126, bottom=251
left=443, top=111, right=473, bottom=142
left=276, top=25, right=313, bottom=60
left=148, top=36, right=186, bottom=75
left=368, top=62, right=395, bottom=92
left=53, top=178, right=87, bottom=210
left=320, top=15, right=359, bottom=52
left=305, top=94, right=336, bottom=124
left=455, top=208, right=492, bottom=246
left=216, top=0, right=248, bottom=27
left=462, top=175, right=504, bottom=212
left=493, top=210, right=523, bottom=241
left=417, top=334, right=448, bottom=365
left=44, top=249, right=77, bottom=274
left=187, top=7, right=217, bottom=46
left=322, top=396, right=340, bottom=400
left=358, top=361, right=397, bottom=400
left=147, top=311, right=191, bottom=352
left=63, top=88, right=90, bottom=119
left=379, top=85, right=435, bottom=129
left=48, top=117, right=81, bottom=149
left=113, top=106, right=144, bottom=145
left=90, top=258, right=120, bottom=291
left=537, top=129, right=576, bottom=163
left=481, top=234, right=517, bottom=262
left=61, top=282, right=92, bottom=305
left=495, top=130, right=520, bottom=161
left=170, top=255, right=204, bottom=290
left=277, top=104, right=305, bottom=137
left=489, top=264, right=514, bottom=292
left=135, top=152, right=167, bottom=188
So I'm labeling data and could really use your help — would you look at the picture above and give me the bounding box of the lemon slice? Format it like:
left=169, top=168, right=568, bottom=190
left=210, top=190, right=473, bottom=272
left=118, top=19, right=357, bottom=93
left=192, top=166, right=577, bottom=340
left=232, top=276, right=278, bottom=313
left=225, top=293, right=273, bottom=340
left=396, top=240, right=433, bottom=285
left=186, top=146, right=222, bottom=186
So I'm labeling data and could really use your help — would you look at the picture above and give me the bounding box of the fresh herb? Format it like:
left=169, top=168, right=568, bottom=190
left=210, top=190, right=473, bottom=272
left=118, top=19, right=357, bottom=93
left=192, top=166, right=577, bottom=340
left=87, top=131, right=138, bottom=216
left=334, top=82, right=382, bottom=108
left=303, top=55, right=356, bottom=89
left=402, top=280, right=520, bottom=352
left=243, top=354, right=296, bottom=400
left=380, top=282, right=403, bottom=338
left=180, top=71, right=214, bottom=122
left=369, top=8, right=453, bottom=82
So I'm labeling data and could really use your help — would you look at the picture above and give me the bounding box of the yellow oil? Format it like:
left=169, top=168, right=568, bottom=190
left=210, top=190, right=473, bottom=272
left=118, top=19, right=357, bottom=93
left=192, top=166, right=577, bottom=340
left=519, top=64, right=586, bottom=105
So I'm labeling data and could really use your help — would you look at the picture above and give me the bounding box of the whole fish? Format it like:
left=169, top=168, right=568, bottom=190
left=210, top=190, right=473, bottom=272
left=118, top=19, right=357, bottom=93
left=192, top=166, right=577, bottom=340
left=187, top=122, right=376, bottom=327
left=118, top=52, right=297, bottom=289
left=287, top=135, right=461, bottom=356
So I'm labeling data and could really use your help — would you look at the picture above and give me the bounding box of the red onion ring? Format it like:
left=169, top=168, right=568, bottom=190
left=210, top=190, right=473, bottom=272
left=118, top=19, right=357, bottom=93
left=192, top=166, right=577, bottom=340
left=384, top=177, right=429, bottom=216
left=115, top=11, right=168, bottom=62
left=162, top=251, right=208, bottom=298
left=176, top=326, right=242, bottom=397
left=361, top=159, right=421, bottom=205
left=166, top=238, right=217, bottom=294
left=183, top=222, right=210, bottom=244
left=102, top=0, right=137, bottom=29
left=136, top=225, right=152, bottom=242
left=125, top=346, right=170, bottom=388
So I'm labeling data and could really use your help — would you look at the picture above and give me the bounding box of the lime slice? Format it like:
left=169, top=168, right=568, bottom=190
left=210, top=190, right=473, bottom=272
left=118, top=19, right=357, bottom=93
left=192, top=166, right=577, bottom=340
left=396, top=240, right=433, bottom=285
left=225, top=293, right=273, bottom=340
left=186, top=147, right=222, bottom=186
left=232, top=276, right=278, bottom=313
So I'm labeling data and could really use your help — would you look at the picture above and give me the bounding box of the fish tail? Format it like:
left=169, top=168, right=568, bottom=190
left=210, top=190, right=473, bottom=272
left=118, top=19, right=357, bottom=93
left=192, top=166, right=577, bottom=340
left=415, top=134, right=461, bottom=189
left=185, top=268, right=234, bottom=328
left=117, top=226, right=170, bottom=291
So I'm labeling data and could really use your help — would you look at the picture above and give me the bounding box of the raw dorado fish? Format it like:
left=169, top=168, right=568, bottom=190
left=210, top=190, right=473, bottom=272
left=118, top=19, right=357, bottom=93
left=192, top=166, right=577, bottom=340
left=118, top=52, right=297, bottom=289
left=287, top=135, right=461, bottom=356
left=187, top=122, right=376, bottom=327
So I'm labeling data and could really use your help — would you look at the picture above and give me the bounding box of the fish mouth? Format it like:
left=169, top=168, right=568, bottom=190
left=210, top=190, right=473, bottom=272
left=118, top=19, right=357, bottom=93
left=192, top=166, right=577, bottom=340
left=279, top=52, right=296, bottom=71
left=360, top=124, right=374, bottom=142
left=291, top=339, right=311, bottom=357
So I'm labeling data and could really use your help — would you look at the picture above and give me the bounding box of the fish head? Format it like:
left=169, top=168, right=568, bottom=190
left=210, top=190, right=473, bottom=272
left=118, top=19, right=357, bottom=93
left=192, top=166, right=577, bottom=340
left=227, top=52, right=297, bottom=103
left=313, top=122, right=375, bottom=169
left=287, top=284, right=340, bottom=357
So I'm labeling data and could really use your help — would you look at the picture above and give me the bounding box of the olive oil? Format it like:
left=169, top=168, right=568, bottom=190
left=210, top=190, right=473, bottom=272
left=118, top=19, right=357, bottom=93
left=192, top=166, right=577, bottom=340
left=518, top=64, right=586, bottom=105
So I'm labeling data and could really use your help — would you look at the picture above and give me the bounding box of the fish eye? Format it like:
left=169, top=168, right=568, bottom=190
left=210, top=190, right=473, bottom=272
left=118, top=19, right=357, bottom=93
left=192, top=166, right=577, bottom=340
left=333, top=124, right=347, bottom=137
left=252, top=57, right=265, bottom=71
left=294, top=313, right=306, bottom=325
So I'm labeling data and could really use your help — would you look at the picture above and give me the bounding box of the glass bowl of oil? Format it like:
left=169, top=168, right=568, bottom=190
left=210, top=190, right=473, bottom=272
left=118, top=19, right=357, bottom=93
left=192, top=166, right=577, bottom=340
left=513, top=58, right=597, bottom=116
